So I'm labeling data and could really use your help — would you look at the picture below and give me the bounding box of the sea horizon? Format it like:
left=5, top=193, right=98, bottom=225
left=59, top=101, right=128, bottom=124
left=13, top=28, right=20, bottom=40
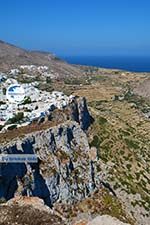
left=62, top=55, right=150, bottom=73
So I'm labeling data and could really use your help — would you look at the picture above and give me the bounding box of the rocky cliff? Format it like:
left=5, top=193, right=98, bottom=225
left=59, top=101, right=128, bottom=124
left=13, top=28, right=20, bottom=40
left=0, top=96, right=95, bottom=208
left=1, top=120, right=94, bottom=204
left=0, top=97, right=135, bottom=225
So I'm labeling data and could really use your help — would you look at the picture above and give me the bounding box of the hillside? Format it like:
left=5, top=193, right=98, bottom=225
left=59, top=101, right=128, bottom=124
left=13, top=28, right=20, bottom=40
left=0, top=40, right=82, bottom=77
left=71, top=67, right=150, bottom=225
left=0, top=42, right=150, bottom=225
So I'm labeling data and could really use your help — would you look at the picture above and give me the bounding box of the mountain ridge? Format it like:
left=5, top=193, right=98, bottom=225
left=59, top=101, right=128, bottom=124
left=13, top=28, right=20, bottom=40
left=0, top=40, right=82, bottom=77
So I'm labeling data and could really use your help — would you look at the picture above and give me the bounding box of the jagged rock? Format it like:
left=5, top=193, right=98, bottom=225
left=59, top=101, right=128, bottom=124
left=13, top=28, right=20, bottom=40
left=0, top=196, right=65, bottom=225
left=78, top=97, right=92, bottom=130
left=87, top=215, right=131, bottom=225
left=72, top=214, right=131, bottom=225
left=89, top=160, right=96, bottom=191
left=70, top=99, right=80, bottom=122
left=0, top=152, right=27, bottom=200
left=0, top=121, right=94, bottom=206
left=88, top=147, right=98, bottom=161
left=6, top=196, right=50, bottom=212
left=69, top=97, right=92, bottom=130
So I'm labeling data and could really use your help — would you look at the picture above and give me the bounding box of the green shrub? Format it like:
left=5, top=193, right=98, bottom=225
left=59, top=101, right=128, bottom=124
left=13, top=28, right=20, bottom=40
left=0, top=101, right=5, bottom=105
left=126, top=164, right=132, bottom=170
left=46, top=77, right=52, bottom=83
left=124, top=138, right=139, bottom=149
left=2, top=88, right=6, bottom=95
left=0, top=197, right=6, bottom=204
left=7, top=124, right=17, bottom=130
left=64, top=78, right=81, bottom=85
left=0, top=125, right=4, bottom=131
left=113, top=95, right=119, bottom=101
left=90, top=135, right=100, bottom=148
left=98, top=117, right=107, bottom=125
left=22, top=96, right=32, bottom=105
left=6, top=112, right=24, bottom=124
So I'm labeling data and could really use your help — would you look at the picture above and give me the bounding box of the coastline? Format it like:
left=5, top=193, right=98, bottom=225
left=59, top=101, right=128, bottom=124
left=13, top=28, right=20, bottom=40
left=62, top=55, right=150, bottom=73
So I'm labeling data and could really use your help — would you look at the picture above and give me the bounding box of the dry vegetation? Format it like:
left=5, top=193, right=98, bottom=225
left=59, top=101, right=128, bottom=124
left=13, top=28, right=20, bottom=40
left=68, top=67, right=150, bottom=223
left=1, top=63, right=150, bottom=224
left=54, top=188, right=135, bottom=225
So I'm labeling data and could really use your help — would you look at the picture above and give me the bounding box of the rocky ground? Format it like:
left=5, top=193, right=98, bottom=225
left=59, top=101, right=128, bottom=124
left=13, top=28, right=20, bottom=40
left=0, top=196, right=132, bottom=225
left=70, top=67, right=150, bottom=225
left=0, top=41, right=150, bottom=225
left=0, top=93, right=135, bottom=225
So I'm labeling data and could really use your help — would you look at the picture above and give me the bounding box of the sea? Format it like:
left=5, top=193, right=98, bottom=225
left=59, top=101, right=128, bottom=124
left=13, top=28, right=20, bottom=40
left=62, top=56, right=150, bottom=73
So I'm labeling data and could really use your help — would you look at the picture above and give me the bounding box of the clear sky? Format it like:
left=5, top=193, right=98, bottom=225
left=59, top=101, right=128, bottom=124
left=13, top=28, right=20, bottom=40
left=0, top=0, right=150, bottom=56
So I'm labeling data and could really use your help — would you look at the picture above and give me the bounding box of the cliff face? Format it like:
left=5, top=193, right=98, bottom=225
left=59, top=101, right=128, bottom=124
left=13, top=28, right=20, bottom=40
left=0, top=97, right=135, bottom=225
left=0, top=119, right=96, bottom=206
left=70, top=97, right=92, bottom=130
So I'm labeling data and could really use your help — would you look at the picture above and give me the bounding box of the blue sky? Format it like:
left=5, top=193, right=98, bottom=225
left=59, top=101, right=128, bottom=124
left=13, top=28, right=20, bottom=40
left=0, top=0, right=150, bottom=56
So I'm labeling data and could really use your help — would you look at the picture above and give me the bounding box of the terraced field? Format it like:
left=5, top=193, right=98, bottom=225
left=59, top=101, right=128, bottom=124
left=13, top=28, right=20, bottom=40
left=70, top=69, right=150, bottom=224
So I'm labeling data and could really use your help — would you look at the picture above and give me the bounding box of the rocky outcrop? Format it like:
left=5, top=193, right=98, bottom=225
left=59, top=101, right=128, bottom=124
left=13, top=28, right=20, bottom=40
left=73, top=215, right=131, bottom=225
left=0, top=121, right=95, bottom=206
left=1, top=197, right=131, bottom=225
left=0, top=196, right=65, bottom=225
left=0, top=96, right=136, bottom=225
left=30, top=97, right=92, bottom=131
left=87, top=215, right=131, bottom=225
left=70, top=97, right=93, bottom=130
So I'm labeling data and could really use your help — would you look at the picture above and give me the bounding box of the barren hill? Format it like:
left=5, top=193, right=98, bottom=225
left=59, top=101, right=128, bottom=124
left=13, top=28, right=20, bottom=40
left=0, top=40, right=81, bottom=77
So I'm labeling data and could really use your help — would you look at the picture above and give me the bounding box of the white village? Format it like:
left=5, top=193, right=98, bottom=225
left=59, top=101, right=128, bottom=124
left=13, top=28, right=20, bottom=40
left=0, top=66, right=75, bottom=132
